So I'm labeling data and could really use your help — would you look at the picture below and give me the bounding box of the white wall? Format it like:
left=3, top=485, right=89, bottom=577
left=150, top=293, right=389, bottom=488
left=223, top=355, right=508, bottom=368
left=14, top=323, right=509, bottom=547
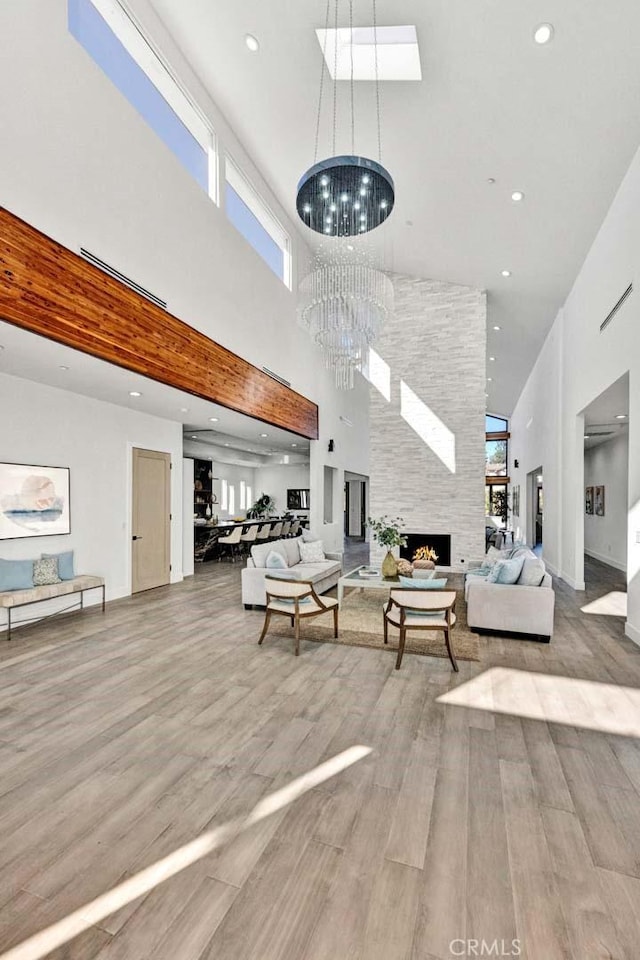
left=509, top=137, right=640, bottom=640
left=0, top=373, right=183, bottom=629
left=584, top=434, right=629, bottom=572
left=182, top=458, right=194, bottom=577
left=253, top=464, right=310, bottom=518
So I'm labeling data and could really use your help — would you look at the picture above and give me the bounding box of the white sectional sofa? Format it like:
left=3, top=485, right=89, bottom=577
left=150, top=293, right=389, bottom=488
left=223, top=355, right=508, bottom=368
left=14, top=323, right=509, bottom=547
left=241, top=537, right=343, bottom=608
left=465, top=545, right=555, bottom=641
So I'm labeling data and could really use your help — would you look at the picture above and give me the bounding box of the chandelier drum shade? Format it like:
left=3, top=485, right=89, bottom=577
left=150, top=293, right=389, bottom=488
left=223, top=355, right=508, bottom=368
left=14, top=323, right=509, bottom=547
left=298, top=262, right=394, bottom=390
left=297, top=155, right=394, bottom=237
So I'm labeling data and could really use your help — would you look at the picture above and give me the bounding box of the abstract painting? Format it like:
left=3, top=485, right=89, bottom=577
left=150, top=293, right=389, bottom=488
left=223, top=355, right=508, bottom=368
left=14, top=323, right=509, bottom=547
left=595, top=485, right=605, bottom=517
left=0, top=463, right=70, bottom=540
left=585, top=486, right=594, bottom=515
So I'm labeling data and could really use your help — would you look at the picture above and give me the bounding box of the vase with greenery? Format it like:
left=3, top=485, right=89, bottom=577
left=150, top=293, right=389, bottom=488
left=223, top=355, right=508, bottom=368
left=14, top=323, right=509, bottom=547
left=368, top=515, right=408, bottom=579
left=247, top=493, right=276, bottom=519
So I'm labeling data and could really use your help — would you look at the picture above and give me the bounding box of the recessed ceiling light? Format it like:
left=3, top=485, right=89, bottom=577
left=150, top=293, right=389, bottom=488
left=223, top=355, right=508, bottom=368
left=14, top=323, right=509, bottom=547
left=191, top=435, right=198, bottom=439
left=615, top=414, right=627, bottom=420
left=224, top=443, right=230, bottom=447
left=501, top=270, right=511, bottom=278
left=209, top=417, right=219, bottom=422
left=260, top=433, right=268, bottom=438
left=534, top=23, right=554, bottom=45
left=129, top=391, right=142, bottom=397
left=59, top=365, right=69, bottom=371
left=180, top=407, right=189, bottom=413
left=489, top=356, right=496, bottom=362
left=245, top=33, right=260, bottom=52
left=487, top=178, right=496, bottom=185
left=584, top=435, right=591, bottom=440
left=511, top=191, right=525, bottom=202
left=487, top=377, right=493, bottom=382
left=493, top=325, right=501, bottom=331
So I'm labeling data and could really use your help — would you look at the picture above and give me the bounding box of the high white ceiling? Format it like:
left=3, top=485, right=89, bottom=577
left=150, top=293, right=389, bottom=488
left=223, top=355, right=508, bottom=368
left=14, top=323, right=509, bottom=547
left=148, top=0, right=640, bottom=414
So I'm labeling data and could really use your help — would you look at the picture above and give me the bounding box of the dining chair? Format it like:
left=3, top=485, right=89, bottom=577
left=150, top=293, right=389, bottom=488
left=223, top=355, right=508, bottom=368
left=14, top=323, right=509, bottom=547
left=240, top=523, right=258, bottom=556
left=217, top=525, right=242, bottom=561
left=289, top=520, right=301, bottom=538
left=259, top=575, right=339, bottom=656
left=269, top=522, right=283, bottom=541
left=281, top=520, right=291, bottom=538
left=383, top=588, right=458, bottom=671
left=255, top=523, right=271, bottom=542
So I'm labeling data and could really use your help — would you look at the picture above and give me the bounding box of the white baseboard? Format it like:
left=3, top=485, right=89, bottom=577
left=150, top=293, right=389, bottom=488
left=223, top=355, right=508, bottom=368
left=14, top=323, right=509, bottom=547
left=625, top=622, right=640, bottom=648
left=584, top=549, right=627, bottom=573
left=543, top=559, right=560, bottom=578
left=560, top=572, right=586, bottom=591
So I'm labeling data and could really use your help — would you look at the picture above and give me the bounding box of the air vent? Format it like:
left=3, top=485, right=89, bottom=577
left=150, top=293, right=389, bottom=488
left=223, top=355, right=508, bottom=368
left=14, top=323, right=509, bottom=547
left=600, top=283, right=632, bottom=332
left=80, top=249, right=167, bottom=309
left=262, top=366, right=291, bottom=388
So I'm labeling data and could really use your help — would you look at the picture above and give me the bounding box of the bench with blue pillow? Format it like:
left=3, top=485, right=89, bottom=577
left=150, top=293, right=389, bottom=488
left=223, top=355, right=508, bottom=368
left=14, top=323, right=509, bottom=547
left=0, top=551, right=105, bottom=639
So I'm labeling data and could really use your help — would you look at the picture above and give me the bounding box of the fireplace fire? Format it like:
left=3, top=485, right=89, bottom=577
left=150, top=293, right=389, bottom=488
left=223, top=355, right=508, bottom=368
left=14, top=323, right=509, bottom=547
left=400, top=533, right=452, bottom=567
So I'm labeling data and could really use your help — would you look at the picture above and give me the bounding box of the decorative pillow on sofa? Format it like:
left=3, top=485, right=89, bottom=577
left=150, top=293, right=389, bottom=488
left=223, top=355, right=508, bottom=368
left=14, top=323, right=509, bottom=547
left=399, top=576, right=448, bottom=589
left=487, top=556, right=525, bottom=585
left=251, top=541, right=287, bottom=568
left=299, top=540, right=325, bottom=563
left=282, top=538, right=302, bottom=567
left=266, top=550, right=287, bottom=570
left=486, top=546, right=510, bottom=563
left=301, top=528, right=319, bottom=543
left=32, top=557, right=61, bottom=586
left=518, top=557, right=546, bottom=587
left=0, top=559, right=34, bottom=592
left=42, top=550, right=74, bottom=580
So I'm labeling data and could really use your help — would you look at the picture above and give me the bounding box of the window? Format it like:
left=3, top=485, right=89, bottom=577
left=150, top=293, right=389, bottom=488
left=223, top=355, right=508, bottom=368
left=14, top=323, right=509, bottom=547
left=228, top=484, right=235, bottom=516
left=69, top=0, right=217, bottom=199
left=246, top=486, right=252, bottom=510
left=221, top=479, right=228, bottom=511
left=225, top=157, right=291, bottom=287
left=240, top=480, right=246, bottom=511
left=486, top=414, right=510, bottom=527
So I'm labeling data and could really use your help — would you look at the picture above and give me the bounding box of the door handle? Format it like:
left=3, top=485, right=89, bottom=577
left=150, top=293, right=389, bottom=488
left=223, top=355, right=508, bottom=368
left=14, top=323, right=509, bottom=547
left=132, top=535, right=143, bottom=541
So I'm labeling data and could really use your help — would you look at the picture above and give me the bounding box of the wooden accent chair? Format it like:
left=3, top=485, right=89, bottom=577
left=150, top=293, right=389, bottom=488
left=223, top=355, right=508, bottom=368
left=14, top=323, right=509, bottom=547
left=259, top=575, right=339, bottom=656
left=383, top=588, right=458, bottom=671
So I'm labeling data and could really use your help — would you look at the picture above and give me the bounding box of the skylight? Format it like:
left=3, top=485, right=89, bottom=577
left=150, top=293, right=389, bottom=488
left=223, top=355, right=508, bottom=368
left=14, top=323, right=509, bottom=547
left=315, top=25, right=421, bottom=81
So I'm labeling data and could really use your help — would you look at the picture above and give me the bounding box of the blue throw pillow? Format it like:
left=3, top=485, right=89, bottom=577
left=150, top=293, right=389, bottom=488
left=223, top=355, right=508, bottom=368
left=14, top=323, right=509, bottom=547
left=265, top=550, right=287, bottom=570
left=42, top=550, right=74, bottom=580
left=487, top=557, right=525, bottom=585
left=0, top=559, right=35, bottom=591
left=399, top=576, right=448, bottom=589
left=266, top=569, right=301, bottom=580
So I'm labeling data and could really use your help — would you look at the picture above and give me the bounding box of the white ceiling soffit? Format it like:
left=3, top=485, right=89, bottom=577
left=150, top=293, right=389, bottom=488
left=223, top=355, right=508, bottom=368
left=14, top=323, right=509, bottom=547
left=315, top=25, right=422, bottom=81
left=0, top=321, right=311, bottom=452
left=144, top=1, right=640, bottom=414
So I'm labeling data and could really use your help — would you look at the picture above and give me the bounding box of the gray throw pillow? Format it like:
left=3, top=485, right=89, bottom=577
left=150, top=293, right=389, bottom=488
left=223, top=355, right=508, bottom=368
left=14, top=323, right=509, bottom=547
left=32, top=556, right=61, bottom=586
left=518, top=557, right=546, bottom=586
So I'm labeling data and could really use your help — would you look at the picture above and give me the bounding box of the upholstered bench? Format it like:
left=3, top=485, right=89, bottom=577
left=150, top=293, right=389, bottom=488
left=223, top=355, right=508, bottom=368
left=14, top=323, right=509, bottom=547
left=0, top=575, right=105, bottom=639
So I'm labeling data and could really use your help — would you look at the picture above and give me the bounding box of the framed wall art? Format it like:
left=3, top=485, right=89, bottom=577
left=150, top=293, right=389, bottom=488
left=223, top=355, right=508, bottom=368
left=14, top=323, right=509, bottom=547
left=0, top=463, right=71, bottom=540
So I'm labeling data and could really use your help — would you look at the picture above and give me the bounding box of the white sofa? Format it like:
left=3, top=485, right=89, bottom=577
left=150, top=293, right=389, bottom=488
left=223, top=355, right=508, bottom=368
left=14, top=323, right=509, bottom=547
left=241, top=537, right=343, bottom=608
left=465, top=546, right=555, bottom=641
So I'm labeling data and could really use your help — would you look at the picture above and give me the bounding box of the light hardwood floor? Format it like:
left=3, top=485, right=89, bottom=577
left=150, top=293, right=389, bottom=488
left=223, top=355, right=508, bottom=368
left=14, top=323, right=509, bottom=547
left=1, top=555, right=640, bottom=959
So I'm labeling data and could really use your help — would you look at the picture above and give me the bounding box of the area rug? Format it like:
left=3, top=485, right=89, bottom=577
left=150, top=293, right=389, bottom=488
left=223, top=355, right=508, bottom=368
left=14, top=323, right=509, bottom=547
left=269, top=580, right=480, bottom=662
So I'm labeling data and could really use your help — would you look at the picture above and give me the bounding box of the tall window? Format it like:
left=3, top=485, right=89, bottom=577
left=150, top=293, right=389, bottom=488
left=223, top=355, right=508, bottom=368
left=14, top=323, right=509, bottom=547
left=240, top=480, right=246, bottom=510
left=485, top=414, right=510, bottom=527
left=69, top=0, right=217, bottom=199
left=225, top=157, right=291, bottom=287
left=221, top=479, right=228, bottom=511
left=246, top=486, right=253, bottom=510
left=228, top=484, right=235, bottom=516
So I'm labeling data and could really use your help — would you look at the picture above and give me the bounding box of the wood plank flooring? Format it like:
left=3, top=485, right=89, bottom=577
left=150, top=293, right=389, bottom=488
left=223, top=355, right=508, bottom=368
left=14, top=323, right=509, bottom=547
left=1, top=554, right=640, bottom=959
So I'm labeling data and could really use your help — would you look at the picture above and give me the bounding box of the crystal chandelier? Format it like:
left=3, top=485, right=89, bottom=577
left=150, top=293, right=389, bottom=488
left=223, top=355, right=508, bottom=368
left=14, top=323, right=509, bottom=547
left=298, top=247, right=394, bottom=390
left=296, top=0, right=394, bottom=389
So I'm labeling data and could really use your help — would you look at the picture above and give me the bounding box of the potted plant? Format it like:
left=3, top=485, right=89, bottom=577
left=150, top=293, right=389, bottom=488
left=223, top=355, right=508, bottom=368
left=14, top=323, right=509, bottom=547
left=247, top=493, right=276, bottom=519
left=368, top=515, right=408, bottom=579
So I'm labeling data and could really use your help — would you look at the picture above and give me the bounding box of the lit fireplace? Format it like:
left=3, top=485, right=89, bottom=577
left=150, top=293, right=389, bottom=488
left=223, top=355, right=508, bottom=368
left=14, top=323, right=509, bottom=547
left=400, top=533, right=452, bottom=567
